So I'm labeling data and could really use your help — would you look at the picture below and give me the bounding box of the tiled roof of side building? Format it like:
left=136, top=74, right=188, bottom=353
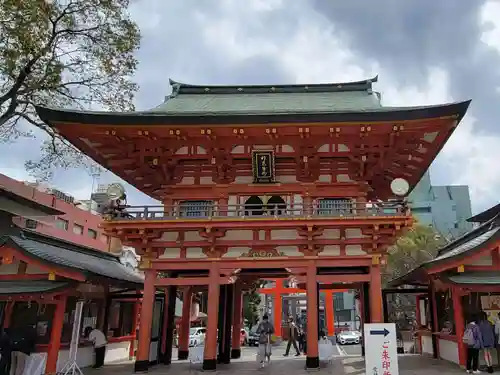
left=387, top=216, right=500, bottom=288
left=467, top=203, right=500, bottom=223
left=445, top=271, right=500, bottom=285
left=435, top=213, right=500, bottom=257
left=0, top=280, right=71, bottom=295
left=0, top=230, right=143, bottom=285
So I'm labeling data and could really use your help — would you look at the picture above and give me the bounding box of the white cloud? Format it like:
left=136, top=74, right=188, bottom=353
left=480, top=1, right=500, bottom=51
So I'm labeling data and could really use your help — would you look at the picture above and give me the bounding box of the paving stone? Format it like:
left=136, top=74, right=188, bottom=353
left=82, top=348, right=466, bottom=375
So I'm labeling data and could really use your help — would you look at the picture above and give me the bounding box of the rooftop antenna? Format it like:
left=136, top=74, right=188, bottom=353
left=88, top=166, right=101, bottom=212
left=91, top=183, right=127, bottom=216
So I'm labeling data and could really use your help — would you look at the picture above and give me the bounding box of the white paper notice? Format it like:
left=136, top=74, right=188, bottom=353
left=363, top=323, right=399, bottom=375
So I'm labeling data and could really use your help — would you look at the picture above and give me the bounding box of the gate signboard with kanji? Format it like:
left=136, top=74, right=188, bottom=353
left=363, top=323, right=399, bottom=375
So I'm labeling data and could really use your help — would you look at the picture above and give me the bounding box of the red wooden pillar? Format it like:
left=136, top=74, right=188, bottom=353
left=430, top=280, right=440, bottom=358
left=135, top=269, right=156, bottom=372
left=3, top=301, right=14, bottom=328
left=129, top=301, right=140, bottom=359
left=231, top=283, right=243, bottom=359
left=178, top=287, right=192, bottom=360
left=45, top=297, right=67, bottom=374
left=274, top=279, right=283, bottom=338
left=203, top=264, right=220, bottom=371
left=369, top=263, right=384, bottom=323
left=160, top=288, right=170, bottom=360
left=306, top=263, right=319, bottom=369
left=415, top=295, right=422, bottom=353
left=452, top=287, right=466, bottom=367
left=324, top=291, right=335, bottom=337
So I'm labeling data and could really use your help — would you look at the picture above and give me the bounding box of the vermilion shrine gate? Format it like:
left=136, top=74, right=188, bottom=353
left=36, top=76, right=470, bottom=371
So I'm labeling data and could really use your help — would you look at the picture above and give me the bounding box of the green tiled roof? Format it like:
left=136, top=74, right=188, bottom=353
left=150, top=77, right=382, bottom=115
left=447, top=272, right=500, bottom=285
left=150, top=91, right=382, bottom=115
left=0, top=280, right=70, bottom=295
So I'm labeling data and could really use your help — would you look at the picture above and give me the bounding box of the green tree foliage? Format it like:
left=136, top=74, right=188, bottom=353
left=0, top=0, right=140, bottom=179
left=243, top=290, right=261, bottom=328
left=383, top=223, right=446, bottom=285
left=382, top=223, right=447, bottom=328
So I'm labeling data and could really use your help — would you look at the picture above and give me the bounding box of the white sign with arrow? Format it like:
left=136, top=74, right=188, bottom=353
left=363, top=323, right=399, bottom=375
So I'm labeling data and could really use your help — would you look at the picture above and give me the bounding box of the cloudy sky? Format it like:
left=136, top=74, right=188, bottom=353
left=1, top=0, right=500, bottom=214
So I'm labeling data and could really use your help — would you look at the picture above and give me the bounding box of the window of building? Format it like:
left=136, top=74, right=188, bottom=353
left=61, top=297, right=78, bottom=343
left=435, top=290, right=455, bottom=334
left=107, top=301, right=135, bottom=337
left=81, top=302, right=99, bottom=335
left=73, top=224, right=84, bottom=235
left=317, top=198, right=352, bottom=216
left=55, top=218, right=69, bottom=230
left=412, top=207, right=432, bottom=214
left=10, top=301, right=56, bottom=345
left=334, top=309, right=352, bottom=323
left=178, top=200, right=213, bottom=217
left=88, top=228, right=97, bottom=239
left=25, top=219, right=38, bottom=229
left=334, top=292, right=344, bottom=311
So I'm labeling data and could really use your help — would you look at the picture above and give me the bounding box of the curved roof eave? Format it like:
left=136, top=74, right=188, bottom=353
left=34, top=100, right=471, bottom=127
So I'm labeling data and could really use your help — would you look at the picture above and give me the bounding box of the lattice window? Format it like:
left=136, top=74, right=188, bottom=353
left=317, top=198, right=352, bottom=216
left=178, top=200, right=213, bottom=217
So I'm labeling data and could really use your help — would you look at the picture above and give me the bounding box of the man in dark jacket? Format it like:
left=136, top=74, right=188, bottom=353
left=10, top=324, right=36, bottom=375
left=283, top=317, right=300, bottom=357
left=0, top=329, right=12, bottom=375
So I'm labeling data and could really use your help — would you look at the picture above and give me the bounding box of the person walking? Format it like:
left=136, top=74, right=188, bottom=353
left=463, top=313, right=483, bottom=374
left=84, top=327, right=107, bottom=369
left=283, top=316, right=300, bottom=357
left=495, top=312, right=500, bottom=370
left=479, top=311, right=496, bottom=373
left=298, top=325, right=305, bottom=353
left=256, top=315, right=274, bottom=367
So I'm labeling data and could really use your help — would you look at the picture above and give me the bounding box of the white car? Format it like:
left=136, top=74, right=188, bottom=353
left=189, top=327, right=206, bottom=347
left=336, top=331, right=361, bottom=345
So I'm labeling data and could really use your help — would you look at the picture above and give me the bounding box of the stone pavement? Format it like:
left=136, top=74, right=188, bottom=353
left=83, top=351, right=467, bottom=375
left=342, top=355, right=465, bottom=375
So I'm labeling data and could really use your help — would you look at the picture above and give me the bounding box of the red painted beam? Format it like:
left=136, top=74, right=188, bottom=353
left=154, top=276, right=233, bottom=286
left=152, top=256, right=373, bottom=270
left=147, top=238, right=393, bottom=248
left=295, top=274, right=369, bottom=283
left=104, top=216, right=408, bottom=231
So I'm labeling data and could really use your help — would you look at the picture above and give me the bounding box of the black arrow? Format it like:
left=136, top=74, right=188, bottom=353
left=369, top=328, right=390, bottom=337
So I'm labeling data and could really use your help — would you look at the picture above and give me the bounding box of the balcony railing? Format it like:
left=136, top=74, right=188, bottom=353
left=105, top=201, right=409, bottom=221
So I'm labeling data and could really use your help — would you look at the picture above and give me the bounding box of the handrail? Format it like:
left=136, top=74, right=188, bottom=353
left=104, top=201, right=410, bottom=221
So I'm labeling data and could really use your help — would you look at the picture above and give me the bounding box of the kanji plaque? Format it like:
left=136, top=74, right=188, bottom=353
left=252, top=150, right=275, bottom=183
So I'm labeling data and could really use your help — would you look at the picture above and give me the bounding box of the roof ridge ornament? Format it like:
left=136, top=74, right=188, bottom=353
left=170, top=81, right=182, bottom=98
